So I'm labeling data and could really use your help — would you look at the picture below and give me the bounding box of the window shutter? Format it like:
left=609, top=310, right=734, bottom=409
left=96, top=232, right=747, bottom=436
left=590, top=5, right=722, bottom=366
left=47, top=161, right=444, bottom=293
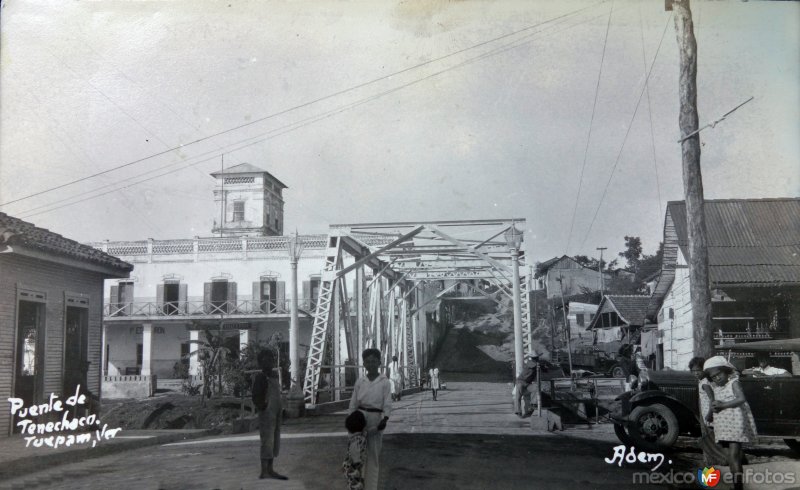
left=110, top=285, right=119, bottom=316
left=228, top=282, right=238, bottom=310
left=225, top=201, right=234, bottom=223
left=156, top=284, right=165, bottom=310
left=302, top=281, right=311, bottom=310
left=203, top=282, right=211, bottom=313
left=123, top=283, right=134, bottom=315
left=179, top=284, right=188, bottom=313
left=253, top=282, right=261, bottom=312
left=124, top=284, right=135, bottom=303
left=277, top=281, right=286, bottom=312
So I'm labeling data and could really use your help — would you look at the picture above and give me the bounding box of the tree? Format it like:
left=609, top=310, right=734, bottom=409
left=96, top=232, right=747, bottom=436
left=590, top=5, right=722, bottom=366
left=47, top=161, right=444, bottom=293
left=223, top=339, right=277, bottom=418
left=619, top=236, right=643, bottom=271
left=572, top=255, right=608, bottom=271
left=635, top=242, right=664, bottom=286
left=186, top=328, right=231, bottom=407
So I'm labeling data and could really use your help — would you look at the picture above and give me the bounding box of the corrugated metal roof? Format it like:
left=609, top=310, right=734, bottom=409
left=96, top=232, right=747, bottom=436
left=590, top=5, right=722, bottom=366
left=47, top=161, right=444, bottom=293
left=534, top=255, right=568, bottom=277
left=667, top=198, right=800, bottom=285
left=0, top=212, right=133, bottom=273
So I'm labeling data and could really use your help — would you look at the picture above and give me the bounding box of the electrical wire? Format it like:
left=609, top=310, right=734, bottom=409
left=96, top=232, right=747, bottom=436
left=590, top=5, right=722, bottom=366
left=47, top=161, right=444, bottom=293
left=18, top=5, right=614, bottom=221
left=640, top=2, right=663, bottom=225
left=2, top=0, right=607, bottom=209
left=564, top=0, right=615, bottom=256
left=578, top=13, right=672, bottom=251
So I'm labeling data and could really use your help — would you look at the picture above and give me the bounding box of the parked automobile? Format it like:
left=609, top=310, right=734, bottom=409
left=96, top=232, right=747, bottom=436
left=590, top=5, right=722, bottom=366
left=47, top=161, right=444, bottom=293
left=611, top=338, right=800, bottom=454
left=559, top=341, right=637, bottom=378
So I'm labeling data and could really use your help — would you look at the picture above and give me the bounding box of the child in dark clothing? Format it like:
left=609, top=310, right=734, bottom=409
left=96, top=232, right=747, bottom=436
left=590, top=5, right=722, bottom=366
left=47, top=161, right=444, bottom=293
left=689, top=356, right=715, bottom=427
left=342, top=410, right=367, bottom=490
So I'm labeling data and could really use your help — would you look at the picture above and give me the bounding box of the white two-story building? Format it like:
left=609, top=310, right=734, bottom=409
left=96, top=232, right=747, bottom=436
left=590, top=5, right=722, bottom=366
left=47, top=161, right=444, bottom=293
left=93, top=164, right=331, bottom=385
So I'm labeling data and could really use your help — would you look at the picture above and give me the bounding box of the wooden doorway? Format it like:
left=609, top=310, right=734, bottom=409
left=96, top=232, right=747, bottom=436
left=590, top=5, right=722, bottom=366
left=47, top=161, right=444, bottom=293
left=15, top=300, right=45, bottom=430
left=64, top=306, right=88, bottom=396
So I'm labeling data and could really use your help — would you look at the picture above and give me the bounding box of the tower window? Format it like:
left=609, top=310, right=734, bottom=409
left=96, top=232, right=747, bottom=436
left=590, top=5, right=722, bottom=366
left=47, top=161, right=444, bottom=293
left=233, top=201, right=245, bottom=221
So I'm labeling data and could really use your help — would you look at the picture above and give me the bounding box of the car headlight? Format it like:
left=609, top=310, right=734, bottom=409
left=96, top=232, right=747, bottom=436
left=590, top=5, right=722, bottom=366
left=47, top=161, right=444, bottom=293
left=627, top=374, right=638, bottom=390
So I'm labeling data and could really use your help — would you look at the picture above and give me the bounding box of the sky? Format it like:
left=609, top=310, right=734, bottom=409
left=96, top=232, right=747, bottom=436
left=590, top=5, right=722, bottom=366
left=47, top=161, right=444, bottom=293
left=1, top=0, right=798, bottom=265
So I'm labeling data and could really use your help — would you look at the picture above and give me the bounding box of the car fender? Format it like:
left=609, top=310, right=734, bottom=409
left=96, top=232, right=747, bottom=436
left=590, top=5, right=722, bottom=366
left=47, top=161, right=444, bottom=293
left=630, top=389, right=684, bottom=406
left=615, top=391, right=634, bottom=403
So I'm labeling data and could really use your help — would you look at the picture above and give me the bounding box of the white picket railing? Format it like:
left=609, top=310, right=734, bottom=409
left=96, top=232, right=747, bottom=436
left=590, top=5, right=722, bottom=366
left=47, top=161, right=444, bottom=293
left=104, top=298, right=349, bottom=318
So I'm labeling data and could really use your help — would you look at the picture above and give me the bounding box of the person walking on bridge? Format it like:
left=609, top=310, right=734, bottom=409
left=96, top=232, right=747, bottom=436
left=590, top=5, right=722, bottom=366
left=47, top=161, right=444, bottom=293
left=389, top=355, right=403, bottom=401
left=428, top=367, right=441, bottom=401
left=349, top=348, right=392, bottom=490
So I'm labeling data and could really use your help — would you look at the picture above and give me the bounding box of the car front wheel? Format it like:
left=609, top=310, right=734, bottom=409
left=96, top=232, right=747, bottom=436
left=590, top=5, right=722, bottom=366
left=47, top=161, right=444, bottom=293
left=610, top=364, right=629, bottom=378
left=629, top=403, right=680, bottom=451
left=614, top=423, right=636, bottom=446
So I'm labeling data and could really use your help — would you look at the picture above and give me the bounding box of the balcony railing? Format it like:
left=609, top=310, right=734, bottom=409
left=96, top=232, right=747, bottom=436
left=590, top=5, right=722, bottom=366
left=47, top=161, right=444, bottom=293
left=90, top=234, right=394, bottom=259
left=104, top=299, right=328, bottom=318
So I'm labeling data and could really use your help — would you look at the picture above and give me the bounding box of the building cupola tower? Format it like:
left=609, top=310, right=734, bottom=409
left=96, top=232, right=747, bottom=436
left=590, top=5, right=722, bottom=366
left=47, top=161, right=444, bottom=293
left=211, top=163, right=287, bottom=237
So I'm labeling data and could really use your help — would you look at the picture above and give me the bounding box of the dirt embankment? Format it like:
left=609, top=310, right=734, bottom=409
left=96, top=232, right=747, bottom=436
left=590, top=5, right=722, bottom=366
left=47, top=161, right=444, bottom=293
left=100, top=395, right=251, bottom=432
left=433, top=313, right=513, bottom=382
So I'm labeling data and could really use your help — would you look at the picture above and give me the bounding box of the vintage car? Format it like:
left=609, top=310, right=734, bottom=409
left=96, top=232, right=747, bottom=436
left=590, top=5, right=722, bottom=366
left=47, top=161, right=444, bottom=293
left=559, top=341, right=637, bottom=378
left=611, top=338, right=800, bottom=454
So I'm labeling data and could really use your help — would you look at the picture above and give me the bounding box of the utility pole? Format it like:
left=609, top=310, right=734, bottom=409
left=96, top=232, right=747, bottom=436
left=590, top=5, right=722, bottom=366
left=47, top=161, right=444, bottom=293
left=596, top=247, right=607, bottom=299
left=670, top=0, right=713, bottom=359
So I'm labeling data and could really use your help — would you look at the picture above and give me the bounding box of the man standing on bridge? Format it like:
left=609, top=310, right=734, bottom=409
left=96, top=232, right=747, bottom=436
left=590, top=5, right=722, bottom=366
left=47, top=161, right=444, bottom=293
left=349, top=348, right=392, bottom=490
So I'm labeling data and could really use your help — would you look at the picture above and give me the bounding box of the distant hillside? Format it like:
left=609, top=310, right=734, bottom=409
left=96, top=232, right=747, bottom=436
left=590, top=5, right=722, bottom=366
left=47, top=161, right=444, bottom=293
left=432, top=313, right=513, bottom=381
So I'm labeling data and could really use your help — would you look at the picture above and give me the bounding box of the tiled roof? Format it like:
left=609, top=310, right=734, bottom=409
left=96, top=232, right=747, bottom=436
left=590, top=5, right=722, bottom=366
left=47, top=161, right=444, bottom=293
left=667, top=198, right=800, bottom=286
left=588, top=295, right=650, bottom=330
left=0, top=212, right=133, bottom=274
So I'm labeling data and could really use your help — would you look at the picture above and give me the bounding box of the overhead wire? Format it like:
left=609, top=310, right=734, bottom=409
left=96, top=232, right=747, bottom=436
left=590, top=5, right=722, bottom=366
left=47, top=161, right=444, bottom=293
left=18, top=5, right=617, bottom=221
left=564, top=0, right=615, bottom=256
left=67, top=24, right=249, bottom=179
left=1, top=0, right=608, bottom=209
left=5, top=71, right=165, bottom=235
left=639, top=2, right=663, bottom=225
left=578, top=13, right=672, bottom=251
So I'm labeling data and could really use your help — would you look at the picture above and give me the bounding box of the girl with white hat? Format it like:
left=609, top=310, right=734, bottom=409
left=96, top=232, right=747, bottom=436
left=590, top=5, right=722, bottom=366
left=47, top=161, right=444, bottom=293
left=703, top=356, right=757, bottom=490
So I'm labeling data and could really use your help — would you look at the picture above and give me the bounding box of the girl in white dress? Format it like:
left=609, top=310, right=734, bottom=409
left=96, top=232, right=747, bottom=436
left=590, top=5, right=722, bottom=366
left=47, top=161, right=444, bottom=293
left=703, top=356, right=757, bottom=490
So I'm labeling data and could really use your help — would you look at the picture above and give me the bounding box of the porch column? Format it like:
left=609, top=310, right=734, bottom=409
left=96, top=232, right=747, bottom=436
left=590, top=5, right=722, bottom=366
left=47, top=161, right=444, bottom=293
left=101, top=323, right=108, bottom=377
left=189, top=329, right=199, bottom=376
left=141, top=323, right=153, bottom=376
left=239, top=329, right=249, bottom=358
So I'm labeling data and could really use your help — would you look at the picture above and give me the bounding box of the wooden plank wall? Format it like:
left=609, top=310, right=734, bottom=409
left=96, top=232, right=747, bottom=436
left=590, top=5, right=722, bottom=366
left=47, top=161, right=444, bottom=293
left=0, top=254, right=106, bottom=436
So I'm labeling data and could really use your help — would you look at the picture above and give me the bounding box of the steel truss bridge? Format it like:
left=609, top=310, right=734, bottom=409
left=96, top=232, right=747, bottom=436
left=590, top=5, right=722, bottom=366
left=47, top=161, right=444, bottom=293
left=302, top=219, right=533, bottom=404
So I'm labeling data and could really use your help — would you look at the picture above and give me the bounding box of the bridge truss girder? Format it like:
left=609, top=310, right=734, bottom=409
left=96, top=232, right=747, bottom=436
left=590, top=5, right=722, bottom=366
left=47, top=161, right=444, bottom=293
left=302, top=219, right=531, bottom=404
